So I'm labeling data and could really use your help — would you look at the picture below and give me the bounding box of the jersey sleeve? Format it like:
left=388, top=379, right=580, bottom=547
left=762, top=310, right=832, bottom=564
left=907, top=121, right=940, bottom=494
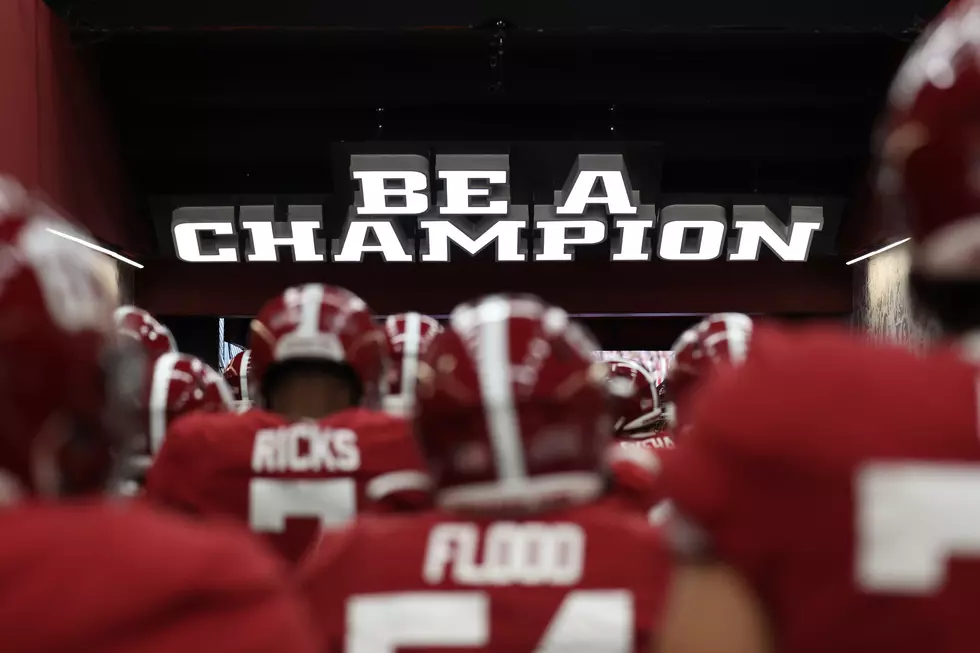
left=144, top=414, right=210, bottom=515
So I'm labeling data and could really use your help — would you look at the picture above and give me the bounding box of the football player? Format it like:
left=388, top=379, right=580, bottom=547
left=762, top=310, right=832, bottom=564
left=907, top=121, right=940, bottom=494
left=602, top=358, right=674, bottom=516
left=223, top=348, right=253, bottom=412
left=0, top=178, right=318, bottom=652
left=658, top=4, right=980, bottom=652
left=604, top=358, right=673, bottom=447
left=300, top=294, right=671, bottom=652
left=144, top=284, right=432, bottom=564
left=114, top=305, right=178, bottom=359
left=114, top=352, right=235, bottom=495
left=383, top=311, right=443, bottom=417
left=664, top=312, right=753, bottom=437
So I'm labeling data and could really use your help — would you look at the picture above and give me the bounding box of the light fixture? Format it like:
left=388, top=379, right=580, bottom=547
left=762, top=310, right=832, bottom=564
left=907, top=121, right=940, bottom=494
left=45, top=228, right=144, bottom=269
left=845, top=238, right=912, bottom=266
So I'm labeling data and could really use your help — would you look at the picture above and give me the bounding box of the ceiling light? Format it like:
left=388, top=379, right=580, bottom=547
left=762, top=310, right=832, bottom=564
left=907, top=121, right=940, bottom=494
left=45, top=228, right=144, bottom=269
left=845, top=238, right=911, bottom=266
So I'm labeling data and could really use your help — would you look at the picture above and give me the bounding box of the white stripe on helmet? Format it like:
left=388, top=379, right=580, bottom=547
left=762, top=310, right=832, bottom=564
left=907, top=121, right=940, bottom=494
left=474, top=297, right=527, bottom=482
left=239, top=349, right=251, bottom=402
left=401, top=312, right=422, bottom=403
left=148, top=352, right=181, bottom=454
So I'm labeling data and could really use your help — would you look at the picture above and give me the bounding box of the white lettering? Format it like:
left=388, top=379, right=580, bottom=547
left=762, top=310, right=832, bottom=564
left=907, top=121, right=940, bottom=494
left=249, top=477, right=356, bottom=532
left=619, top=436, right=675, bottom=450
left=419, top=218, right=526, bottom=262
left=534, top=219, right=607, bottom=262
left=347, top=590, right=633, bottom=652
left=610, top=219, right=655, bottom=261
left=556, top=164, right=637, bottom=215
left=353, top=170, right=429, bottom=215
left=172, top=206, right=238, bottom=262
left=423, top=521, right=585, bottom=586
left=657, top=205, right=727, bottom=261
left=332, top=219, right=413, bottom=262
left=439, top=170, right=509, bottom=215
left=170, top=197, right=823, bottom=264
left=726, top=205, right=824, bottom=262
left=251, top=424, right=361, bottom=473
left=241, top=205, right=324, bottom=262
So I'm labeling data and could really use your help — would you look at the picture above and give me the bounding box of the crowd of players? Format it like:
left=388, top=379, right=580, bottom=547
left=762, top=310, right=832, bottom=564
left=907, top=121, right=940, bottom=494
left=2, top=3, right=980, bottom=651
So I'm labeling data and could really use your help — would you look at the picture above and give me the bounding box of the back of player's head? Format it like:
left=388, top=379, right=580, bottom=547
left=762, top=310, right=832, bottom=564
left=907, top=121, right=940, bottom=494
left=0, top=176, right=143, bottom=497
left=872, top=0, right=980, bottom=331
left=383, top=312, right=443, bottom=417
left=666, top=312, right=753, bottom=431
left=113, top=305, right=177, bottom=360
left=413, top=294, right=612, bottom=512
left=249, top=283, right=391, bottom=414
left=602, top=358, right=665, bottom=440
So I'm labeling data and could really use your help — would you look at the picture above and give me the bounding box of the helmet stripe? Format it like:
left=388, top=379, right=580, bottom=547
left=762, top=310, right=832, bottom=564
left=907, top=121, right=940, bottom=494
left=148, top=352, right=180, bottom=453
left=297, top=283, right=326, bottom=337
left=239, top=349, right=251, bottom=401
left=401, top=312, right=422, bottom=403
left=474, top=297, right=527, bottom=481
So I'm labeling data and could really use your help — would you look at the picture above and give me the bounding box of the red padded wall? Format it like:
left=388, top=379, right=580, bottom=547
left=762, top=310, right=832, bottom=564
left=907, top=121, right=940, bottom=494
left=0, top=0, right=141, bottom=253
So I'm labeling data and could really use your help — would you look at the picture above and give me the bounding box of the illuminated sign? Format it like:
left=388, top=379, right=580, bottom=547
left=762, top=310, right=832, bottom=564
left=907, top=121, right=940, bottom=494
left=171, top=153, right=824, bottom=263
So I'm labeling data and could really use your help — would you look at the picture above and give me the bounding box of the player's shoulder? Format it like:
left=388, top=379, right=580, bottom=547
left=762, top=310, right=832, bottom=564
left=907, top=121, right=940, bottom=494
left=15, top=499, right=320, bottom=652
left=3, top=500, right=286, bottom=586
left=0, top=500, right=307, bottom=645
left=746, top=322, right=962, bottom=393
left=686, top=324, right=980, bottom=475
left=174, top=406, right=282, bottom=432
left=168, top=407, right=284, bottom=447
left=571, top=498, right=665, bottom=538
left=697, top=326, right=919, bottom=433
left=321, top=407, right=411, bottom=441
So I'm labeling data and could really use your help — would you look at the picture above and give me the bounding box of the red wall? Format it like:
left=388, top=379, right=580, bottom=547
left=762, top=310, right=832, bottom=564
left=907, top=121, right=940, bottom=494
left=0, top=0, right=141, bottom=253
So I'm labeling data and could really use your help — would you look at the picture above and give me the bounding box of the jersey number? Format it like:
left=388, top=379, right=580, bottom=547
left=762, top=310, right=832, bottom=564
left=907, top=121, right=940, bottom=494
left=248, top=478, right=356, bottom=532
left=857, top=462, right=980, bottom=594
left=346, top=590, right=633, bottom=653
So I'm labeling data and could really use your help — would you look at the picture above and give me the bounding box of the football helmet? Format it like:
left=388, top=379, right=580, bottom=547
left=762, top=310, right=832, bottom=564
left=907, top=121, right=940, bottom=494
left=0, top=176, right=141, bottom=496
left=414, top=294, right=612, bottom=511
left=873, top=0, right=980, bottom=280
left=665, top=312, right=753, bottom=430
left=127, top=352, right=234, bottom=474
left=114, top=306, right=177, bottom=360
left=249, top=283, right=390, bottom=408
left=222, top=349, right=253, bottom=412
left=383, top=312, right=443, bottom=417
left=603, top=358, right=665, bottom=439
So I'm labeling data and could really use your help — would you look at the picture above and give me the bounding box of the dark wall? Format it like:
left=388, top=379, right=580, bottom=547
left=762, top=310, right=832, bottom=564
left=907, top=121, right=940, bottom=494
left=53, top=0, right=945, bottom=31
left=158, top=316, right=221, bottom=369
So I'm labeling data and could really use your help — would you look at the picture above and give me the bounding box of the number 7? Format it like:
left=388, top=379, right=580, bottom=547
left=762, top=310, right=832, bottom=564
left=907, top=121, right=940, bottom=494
left=857, top=462, right=980, bottom=593
left=249, top=478, right=356, bottom=532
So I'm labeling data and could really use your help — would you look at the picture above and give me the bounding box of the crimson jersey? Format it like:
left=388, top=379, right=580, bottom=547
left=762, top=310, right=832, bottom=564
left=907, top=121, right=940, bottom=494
left=661, top=325, right=980, bottom=653
left=144, top=407, right=430, bottom=564
left=0, top=499, right=317, bottom=653
left=300, top=498, right=671, bottom=652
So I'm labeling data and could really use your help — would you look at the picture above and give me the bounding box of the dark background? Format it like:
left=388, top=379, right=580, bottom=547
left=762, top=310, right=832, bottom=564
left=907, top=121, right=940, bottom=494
left=46, top=0, right=946, bottom=360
